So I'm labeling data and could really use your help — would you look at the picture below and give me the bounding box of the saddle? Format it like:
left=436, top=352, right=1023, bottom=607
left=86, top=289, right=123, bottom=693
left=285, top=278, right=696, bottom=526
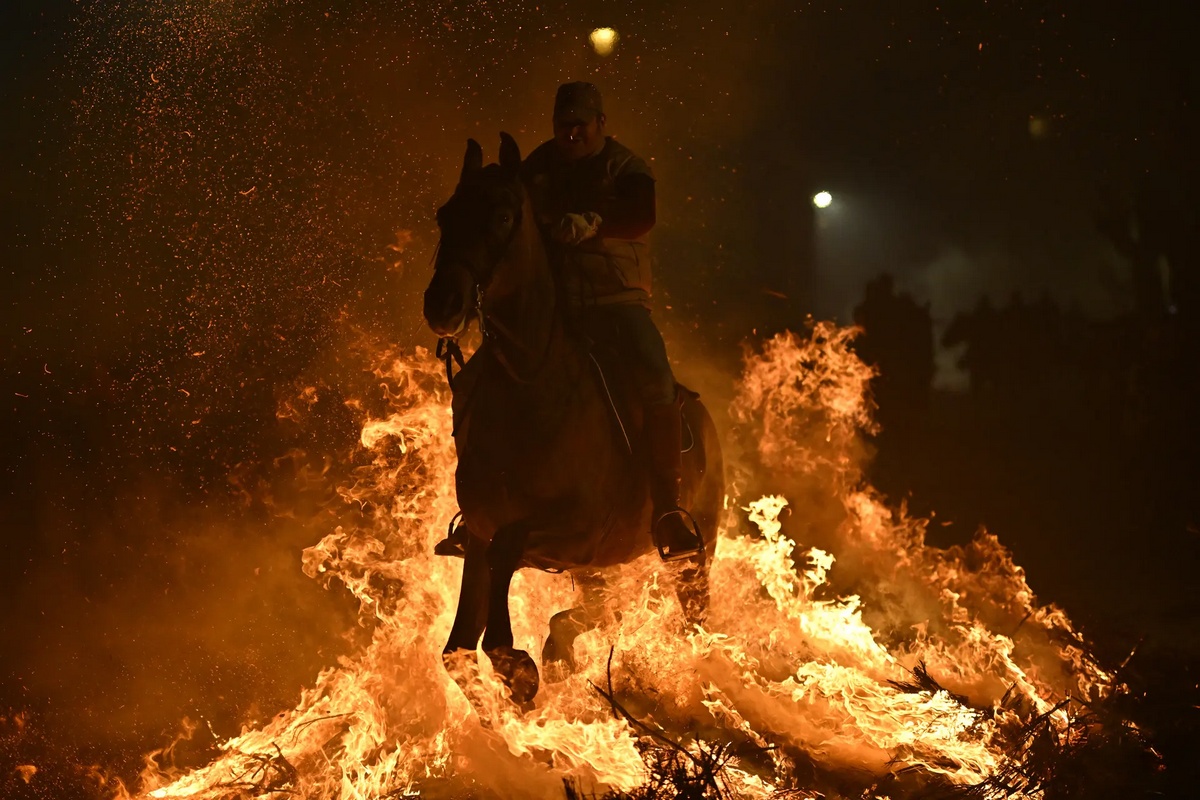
left=583, top=341, right=697, bottom=457
left=433, top=336, right=696, bottom=559
left=442, top=333, right=694, bottom=451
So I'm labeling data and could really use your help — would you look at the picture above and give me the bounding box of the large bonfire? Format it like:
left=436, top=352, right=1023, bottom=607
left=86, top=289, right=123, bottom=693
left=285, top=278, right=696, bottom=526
left=123, top=322, right=1120, bottom=799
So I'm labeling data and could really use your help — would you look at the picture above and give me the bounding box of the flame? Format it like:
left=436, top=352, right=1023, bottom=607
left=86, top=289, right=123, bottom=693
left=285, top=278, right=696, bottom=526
left=123, top=326, right=1113, bottom=798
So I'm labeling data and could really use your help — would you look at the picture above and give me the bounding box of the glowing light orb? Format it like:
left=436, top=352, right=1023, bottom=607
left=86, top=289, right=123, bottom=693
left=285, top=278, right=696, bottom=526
left=813, top=191, right=833, bottom=209
left=590, top=27, right=618, bottom=56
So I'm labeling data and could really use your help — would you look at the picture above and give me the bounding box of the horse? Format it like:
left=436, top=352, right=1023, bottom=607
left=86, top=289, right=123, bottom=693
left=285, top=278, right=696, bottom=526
left=422, top=132, right=724, bottom=706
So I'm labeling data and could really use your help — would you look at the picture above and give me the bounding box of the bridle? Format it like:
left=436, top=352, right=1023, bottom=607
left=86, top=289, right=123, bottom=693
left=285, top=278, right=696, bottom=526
left=434, top=185, right=556, bottom=386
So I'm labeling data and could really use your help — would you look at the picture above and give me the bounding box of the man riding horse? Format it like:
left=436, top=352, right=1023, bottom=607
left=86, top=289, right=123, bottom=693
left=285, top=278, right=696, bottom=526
left=425, top=88, right=724, bottom=704
left=438, top=81, right=704, bottom=561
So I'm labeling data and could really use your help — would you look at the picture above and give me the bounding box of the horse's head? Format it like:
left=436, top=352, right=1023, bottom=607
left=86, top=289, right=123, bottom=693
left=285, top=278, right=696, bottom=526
left=424, top=132, right=526, bottom=338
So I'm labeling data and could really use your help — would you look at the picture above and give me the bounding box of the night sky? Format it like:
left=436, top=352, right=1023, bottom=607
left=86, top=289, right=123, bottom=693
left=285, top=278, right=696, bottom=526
left=2, top=0, right=1198, bottom=791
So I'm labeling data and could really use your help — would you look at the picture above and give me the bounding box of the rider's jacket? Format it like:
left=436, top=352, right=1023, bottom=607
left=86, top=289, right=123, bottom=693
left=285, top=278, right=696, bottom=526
left=522, top=137, right=655, bottom=308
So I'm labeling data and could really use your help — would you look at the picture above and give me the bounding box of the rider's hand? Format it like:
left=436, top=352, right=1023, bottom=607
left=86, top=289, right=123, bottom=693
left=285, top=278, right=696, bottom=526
left=553, top=212, right=602, bottom=245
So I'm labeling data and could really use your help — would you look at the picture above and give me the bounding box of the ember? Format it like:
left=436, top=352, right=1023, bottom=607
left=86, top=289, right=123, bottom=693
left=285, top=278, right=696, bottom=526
left=5, top=4, right=1194, bottom=799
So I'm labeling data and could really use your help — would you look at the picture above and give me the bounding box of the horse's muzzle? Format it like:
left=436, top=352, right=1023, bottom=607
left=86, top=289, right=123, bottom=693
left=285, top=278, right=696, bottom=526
left=424, top=263, right=475, bottom=337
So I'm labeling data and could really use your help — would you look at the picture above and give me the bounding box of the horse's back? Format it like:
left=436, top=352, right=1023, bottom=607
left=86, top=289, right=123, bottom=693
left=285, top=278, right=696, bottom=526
left=452, top=338, right=723, bottom=569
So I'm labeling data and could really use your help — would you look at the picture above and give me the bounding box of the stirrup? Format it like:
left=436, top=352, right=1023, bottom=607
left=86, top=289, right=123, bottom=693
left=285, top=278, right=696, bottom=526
left=435, top=511, right=469, bottom=558
left=653, top=507, right=704, bottom=562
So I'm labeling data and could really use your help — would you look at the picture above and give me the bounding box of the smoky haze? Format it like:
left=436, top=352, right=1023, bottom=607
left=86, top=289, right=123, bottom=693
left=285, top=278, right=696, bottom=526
left=1, top=0, right=1192, bottom=790
left=0, top=0, right=816, bottom=781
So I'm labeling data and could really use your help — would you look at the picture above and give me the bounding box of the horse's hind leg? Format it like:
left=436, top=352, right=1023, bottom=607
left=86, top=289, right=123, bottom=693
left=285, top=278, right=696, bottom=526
left=675, top=396, right=721, bottom=629
left=542, top=571, right=606, bottom=682
left=481, top=521, right=539, bottom=707
left=673, top=552, right=710, bottom=629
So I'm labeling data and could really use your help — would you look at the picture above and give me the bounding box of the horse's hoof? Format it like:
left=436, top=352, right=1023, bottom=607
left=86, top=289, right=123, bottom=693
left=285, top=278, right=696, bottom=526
left=542, top=657, right=572, bottom=685
left=442, top=647, right=481, bottom=687
left=486, top=646, right=540, bottom=708
left=541, top=633, right=577, bottom=683
left=443, top=647, right=497, bottom=722
left=680, top=599, right=708, bottom=630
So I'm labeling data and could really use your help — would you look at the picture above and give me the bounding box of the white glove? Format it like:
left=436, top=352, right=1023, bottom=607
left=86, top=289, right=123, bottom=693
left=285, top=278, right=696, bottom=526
left=553, top=211, right=602, bottom=245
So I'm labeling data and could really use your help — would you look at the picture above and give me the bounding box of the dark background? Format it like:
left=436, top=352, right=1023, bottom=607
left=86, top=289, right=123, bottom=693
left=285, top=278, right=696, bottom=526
left=2, top=0, right=1198, bottom=795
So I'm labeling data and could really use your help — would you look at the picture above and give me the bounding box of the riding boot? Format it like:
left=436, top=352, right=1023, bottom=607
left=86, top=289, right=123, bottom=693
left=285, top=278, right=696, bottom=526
left=643, top=397, right=703, bottom=561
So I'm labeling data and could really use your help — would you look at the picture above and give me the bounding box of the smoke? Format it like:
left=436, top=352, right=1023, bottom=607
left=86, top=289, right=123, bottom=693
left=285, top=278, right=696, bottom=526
left=2, top=0, right=1167, bottom=793
left=904, top=241, right=1134, bottom=390
left=8, top=0, right=803, bottom=707
left=0, top=3, right=851, bottom=777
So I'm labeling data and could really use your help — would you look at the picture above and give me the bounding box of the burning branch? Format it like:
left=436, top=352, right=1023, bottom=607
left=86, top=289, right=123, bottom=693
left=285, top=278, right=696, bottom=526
left=588, top=648, right=771, bottom=800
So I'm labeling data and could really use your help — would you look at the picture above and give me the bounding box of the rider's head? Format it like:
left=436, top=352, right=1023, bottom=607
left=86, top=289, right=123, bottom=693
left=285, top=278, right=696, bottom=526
left=553, top=81, right=606, bottom=161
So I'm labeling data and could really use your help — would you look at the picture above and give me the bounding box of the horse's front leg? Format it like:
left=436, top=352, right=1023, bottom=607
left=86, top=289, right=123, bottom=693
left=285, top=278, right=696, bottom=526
left=481, top=521, right=539, bottom=707
left=442, top=533, right=489, bottom=682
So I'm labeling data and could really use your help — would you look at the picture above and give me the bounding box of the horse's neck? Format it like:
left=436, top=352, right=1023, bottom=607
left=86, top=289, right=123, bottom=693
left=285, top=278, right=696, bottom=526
left=484, top=203, right=559, bottom=378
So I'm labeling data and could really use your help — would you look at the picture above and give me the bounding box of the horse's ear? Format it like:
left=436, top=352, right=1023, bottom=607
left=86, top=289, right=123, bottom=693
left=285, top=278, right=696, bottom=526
left=461, top=138, right=483, bottom=180
left=498, top=132, right=521, bottom=171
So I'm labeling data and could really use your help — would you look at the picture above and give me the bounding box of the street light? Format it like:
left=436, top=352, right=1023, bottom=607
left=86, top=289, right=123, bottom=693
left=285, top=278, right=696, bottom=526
left=590, top=28, right=618, bottom=56
left=813, top=191, right=832, bottom=209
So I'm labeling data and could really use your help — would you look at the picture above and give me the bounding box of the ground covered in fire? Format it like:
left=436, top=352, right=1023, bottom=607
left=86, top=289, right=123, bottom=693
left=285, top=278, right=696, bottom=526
left=4, top=324, right=1194, bottom=800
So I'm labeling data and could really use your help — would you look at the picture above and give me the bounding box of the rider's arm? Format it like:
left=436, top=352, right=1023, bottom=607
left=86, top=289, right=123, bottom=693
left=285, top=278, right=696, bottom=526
left=596, top=173, right=655, bottom=240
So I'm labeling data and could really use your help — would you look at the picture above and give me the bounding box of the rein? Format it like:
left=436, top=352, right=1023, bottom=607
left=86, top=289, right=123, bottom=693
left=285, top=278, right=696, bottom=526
left=435, top=294, right=556, bottom=388
left=480, top=288, right=557, bottom=385
left=434, top=195, right=557, bottom=388
left=436, top=336, right=465, bottom=385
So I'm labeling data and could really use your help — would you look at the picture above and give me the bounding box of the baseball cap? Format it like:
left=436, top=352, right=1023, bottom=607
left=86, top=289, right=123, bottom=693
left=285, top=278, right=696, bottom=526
left=554, top=81, right=604, bottom=121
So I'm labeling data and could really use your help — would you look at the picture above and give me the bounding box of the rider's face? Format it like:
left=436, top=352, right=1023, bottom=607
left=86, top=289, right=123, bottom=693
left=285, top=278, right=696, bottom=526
left=553, top=113, right=605, bottom=161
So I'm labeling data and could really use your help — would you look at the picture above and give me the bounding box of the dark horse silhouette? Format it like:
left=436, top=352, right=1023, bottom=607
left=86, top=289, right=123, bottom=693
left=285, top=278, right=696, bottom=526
left=422, top=133, right=725, bottom=706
